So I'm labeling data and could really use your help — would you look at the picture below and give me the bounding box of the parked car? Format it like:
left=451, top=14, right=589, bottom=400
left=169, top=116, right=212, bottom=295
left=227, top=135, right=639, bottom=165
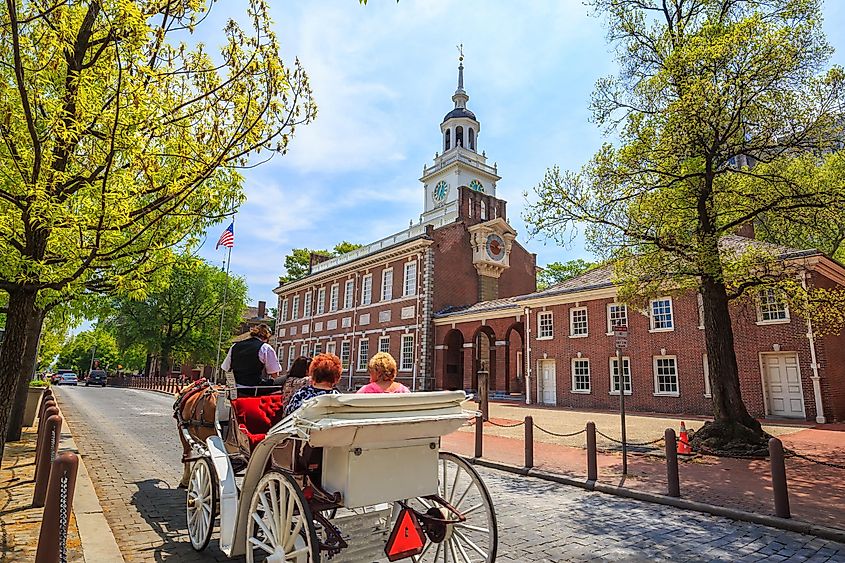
left=86, top=370, right=107, bottom=387
left=50, top=373, right=62, bottom=384
left=57, top=373, right=78, bottom=386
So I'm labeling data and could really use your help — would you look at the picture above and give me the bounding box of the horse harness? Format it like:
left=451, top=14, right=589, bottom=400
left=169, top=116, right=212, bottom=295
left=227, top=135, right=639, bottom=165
left=174, top=379, right=218, bottom=430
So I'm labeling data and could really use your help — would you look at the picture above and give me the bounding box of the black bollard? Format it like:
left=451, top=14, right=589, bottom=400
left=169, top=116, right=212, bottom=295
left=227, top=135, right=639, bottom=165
left=525, top=416, right=534, bottom=469
left=586, top=422, right=598, bottom=482
left=770, top=438, right=791, bottom=518
left=665, top=428, right=680, bottom=498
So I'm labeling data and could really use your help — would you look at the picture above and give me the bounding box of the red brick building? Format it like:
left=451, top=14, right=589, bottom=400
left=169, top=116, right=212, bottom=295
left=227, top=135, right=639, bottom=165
left=274, top=61, right=845, bottom=424
left=434, top=237, right=845, bottom=424
left=273, top=61, right=536, bottom=392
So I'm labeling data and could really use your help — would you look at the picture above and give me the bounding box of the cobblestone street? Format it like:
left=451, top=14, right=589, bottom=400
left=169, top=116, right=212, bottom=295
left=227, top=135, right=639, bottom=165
left=55, top=386, right=845, bottom=562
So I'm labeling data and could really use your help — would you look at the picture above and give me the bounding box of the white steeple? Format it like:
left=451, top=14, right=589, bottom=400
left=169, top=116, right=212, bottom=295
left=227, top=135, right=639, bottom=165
left=419, top=48, right=501, bottom=220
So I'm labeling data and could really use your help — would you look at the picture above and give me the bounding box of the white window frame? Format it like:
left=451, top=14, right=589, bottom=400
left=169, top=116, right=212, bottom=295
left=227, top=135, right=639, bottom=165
left=609, top=356, right=632, bottom=395
left=757, top=288, right=790, bottom=324
left=340, top=341, right=351, bottom=370
left=344, top=279, right=355, bottom=310
left=291, top=295, right=300, bottom=320
left=326, top=341, right=336, bottom=356
left=329, top=284, right=339, bottom=312
left=537, top=311, right=553, bottom=340
left=281, top=298, right=289, bottom=322
left=361, top=274, right=372, bottom=306
left=606, top=303, right=628, bottom=335
left=696, top=293, right=705, bottom=329
left=381, top=268, right=394, bottom=301
left=288, top=346, right=295, bottom=369
left=569, top=307, right=588, bottom=338
left=649, top=297, right=674, bottom=332
left=316, top=287, right=326, bottom=315
left=571, top=358, right=591, bottom=394
left=278, top=345, right=284, bottom=366
left=313, top=342, right=322, bottom=355
left=403, top=261, right=417, bottom=297
left=301, top=343, right=309, bottom=358
left=378, top=335, right=390, bottom=354
left=703, top=353, right=712, bottom=398
left=303, top=291, right=312, bottom=318
left=653, top=355, right=680, bottom=396
left=400, top=334, right=414, bottom=372
left=357, top=338, right=369, bottom=372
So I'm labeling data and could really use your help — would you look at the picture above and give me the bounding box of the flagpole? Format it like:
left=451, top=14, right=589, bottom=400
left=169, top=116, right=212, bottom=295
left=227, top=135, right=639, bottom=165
left=214, top=231, right=234, bottom=384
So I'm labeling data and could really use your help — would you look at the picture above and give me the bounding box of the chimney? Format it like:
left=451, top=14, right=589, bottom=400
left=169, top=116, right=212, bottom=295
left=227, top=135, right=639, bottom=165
left=735, top=223, right=755, bottom=239
left=257, top=300, right=266, bottom=319
left=308, top=252, right=331, bottom=272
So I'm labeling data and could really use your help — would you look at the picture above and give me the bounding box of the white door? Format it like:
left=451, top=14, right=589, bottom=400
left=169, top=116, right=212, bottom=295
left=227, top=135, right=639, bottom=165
left=763, top=353, right=805, bottom=419
left=538, top=360, right=557, bottom=405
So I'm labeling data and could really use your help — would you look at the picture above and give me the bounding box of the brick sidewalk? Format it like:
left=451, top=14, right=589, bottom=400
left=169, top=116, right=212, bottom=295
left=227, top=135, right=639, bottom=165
left=443, top=405, right=845, bottom=531
left=0, top=425, right=83, bottom=563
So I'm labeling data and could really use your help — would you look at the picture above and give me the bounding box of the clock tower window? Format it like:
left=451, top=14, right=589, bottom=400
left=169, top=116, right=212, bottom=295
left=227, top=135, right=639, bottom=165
left=468, top=128, right=475, bottom=150
left=456, top=126, right=464, bottom=148
left=444, top=129, right=450, bottom=151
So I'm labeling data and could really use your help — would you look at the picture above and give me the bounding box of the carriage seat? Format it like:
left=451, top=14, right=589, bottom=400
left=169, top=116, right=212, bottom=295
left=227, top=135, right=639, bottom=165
left=231, top=395, right=287, bottom=452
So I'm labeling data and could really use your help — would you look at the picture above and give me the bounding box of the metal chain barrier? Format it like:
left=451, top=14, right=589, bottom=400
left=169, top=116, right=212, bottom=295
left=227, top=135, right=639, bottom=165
left=59, top=472, right=69, bottom=563
left=486, top=419, right=525, bottom=428
left=533, top=424, right=587, bottom=438
left=786, top=449, right=845, bottom=470
left=595, top=429, right=664, bottom=447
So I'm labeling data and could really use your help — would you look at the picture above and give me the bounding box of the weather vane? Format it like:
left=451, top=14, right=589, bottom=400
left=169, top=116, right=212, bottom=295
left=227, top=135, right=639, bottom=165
left=457, top=43, right=464, bottom=62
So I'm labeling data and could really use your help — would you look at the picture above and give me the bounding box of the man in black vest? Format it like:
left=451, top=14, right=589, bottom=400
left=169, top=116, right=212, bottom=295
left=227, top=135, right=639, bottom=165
left=221, top=324, right=284, bottom=397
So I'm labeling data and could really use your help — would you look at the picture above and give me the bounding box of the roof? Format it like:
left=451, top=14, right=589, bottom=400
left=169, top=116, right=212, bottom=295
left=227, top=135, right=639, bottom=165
left=442, top=107, right=477, bottom=122
left=434, top=235, right=824, bottom=320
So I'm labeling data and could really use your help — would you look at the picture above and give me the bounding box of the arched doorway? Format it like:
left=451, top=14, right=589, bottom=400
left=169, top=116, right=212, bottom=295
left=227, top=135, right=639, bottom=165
left=444, top=329, right=464, bottom=390
left=504, top=322, right=525, bottom=396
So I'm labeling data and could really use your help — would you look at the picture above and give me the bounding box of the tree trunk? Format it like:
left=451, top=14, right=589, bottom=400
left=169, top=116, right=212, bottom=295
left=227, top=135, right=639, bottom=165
left=159, top=347, right=172, bottom=378
left=0, top=288, right=39, bottom=461
left=144, top=353, right=153, bottom=377
left=6, top=308, right=46, bottom=442
left=694, top=274, right=768, bottom=455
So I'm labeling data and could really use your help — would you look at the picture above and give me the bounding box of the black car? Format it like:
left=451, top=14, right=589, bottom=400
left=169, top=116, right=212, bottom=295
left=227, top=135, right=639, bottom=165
left=86, top=369, right=107, bottom=387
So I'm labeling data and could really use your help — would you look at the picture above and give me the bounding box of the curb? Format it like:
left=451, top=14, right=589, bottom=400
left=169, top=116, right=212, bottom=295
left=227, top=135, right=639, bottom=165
left=468, top=457, right=845, bottom=545
left=54, top=395, right=126, bottom=563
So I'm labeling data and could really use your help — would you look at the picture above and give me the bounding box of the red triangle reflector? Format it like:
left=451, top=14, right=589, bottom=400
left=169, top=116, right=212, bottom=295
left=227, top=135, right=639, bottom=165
left=385, top=508, right=426, bottom=561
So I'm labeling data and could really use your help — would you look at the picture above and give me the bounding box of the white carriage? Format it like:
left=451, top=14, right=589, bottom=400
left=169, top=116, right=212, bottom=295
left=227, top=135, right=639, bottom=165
left=182, top=390, right=498, bottom=562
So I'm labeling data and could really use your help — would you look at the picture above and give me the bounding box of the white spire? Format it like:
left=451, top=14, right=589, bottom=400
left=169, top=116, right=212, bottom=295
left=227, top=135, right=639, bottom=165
left=452, top=45, right=468, bottom=109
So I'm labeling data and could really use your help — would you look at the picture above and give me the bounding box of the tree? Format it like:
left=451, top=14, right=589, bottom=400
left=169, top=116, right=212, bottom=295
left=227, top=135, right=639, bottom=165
left=57, top=329, right=119, bottom=376
left=537, top=259, right=597, bottom=290
left=105, top=257, right=248, bottom=376
left=280, top=242, right=364, bottom=283
left=525, top=0, right=845, bottom=453
left=0, top=1, right=315, bottom=458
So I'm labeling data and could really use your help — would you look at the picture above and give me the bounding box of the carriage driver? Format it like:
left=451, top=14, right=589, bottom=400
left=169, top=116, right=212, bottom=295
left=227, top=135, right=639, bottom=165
left=220, top=324, right=284, bottom=397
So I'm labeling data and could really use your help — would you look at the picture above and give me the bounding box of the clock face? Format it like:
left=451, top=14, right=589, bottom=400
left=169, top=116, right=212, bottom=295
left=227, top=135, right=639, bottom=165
left=469, top=179, right=485, bottom=193
left=432, top=180, right=449, bottom=204
left=486, top=233, right=506, bottom=261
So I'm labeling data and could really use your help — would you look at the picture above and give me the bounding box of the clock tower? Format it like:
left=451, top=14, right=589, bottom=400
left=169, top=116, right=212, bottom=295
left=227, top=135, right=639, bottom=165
left=420, top=54, right=501, bottom=223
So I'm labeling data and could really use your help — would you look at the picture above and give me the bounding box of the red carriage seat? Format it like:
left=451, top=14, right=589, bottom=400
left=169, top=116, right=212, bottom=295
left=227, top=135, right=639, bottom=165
left=230, top=395, right=286, bottom=452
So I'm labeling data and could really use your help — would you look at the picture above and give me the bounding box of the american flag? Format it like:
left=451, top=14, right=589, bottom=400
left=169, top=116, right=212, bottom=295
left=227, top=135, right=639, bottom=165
left=216, top=222, right=234, bottom=249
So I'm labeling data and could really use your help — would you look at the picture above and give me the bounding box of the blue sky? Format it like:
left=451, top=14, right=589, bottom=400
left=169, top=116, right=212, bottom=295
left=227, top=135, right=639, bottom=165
left=193, top=0, right=845, bottom=310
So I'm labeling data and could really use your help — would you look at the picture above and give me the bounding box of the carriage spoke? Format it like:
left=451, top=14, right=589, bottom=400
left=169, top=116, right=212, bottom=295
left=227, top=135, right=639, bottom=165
left=455, top=523, right=489, bottom=534
left=460, top=502, right=484, bottom=517
left=259, top=490, right=280, bottom=542
left=448, top=465, right=462, bottom=504
left=453, top=529, right=488, bottom=559
left=452, top=535, right=475, bottom=563
left=269, top=479, right=281, bottom=543
left=453, top=481, right=473, bottom=511
left=449, top=536, right=462, bottom=563
left=248, top=535, right=275, bottom=554
left=251, top=511, right=275, bottom=546
left=283, top=517, right=303, bottom=552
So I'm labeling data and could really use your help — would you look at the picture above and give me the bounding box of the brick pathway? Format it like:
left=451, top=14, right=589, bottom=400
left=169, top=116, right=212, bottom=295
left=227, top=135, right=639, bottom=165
left=0, top=425, right=83, bottom=562
left=55, top=386, right=845, bottom=562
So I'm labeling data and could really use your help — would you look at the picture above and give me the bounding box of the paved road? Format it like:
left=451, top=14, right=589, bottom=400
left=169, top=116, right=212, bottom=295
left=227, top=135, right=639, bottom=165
left=55, top=386, right=845, bottom=562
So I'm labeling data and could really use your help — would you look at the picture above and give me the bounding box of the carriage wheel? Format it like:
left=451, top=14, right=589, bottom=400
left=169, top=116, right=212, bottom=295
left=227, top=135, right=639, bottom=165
left=186, top=457, right=217, bottom=551
left=246, top=470, right=319, bottom=563
left=407, top=452, right=497, bottom=563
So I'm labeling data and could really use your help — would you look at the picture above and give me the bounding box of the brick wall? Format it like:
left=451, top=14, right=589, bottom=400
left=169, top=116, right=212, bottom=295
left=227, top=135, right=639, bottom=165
left=809, top=272, right=845, bottom=422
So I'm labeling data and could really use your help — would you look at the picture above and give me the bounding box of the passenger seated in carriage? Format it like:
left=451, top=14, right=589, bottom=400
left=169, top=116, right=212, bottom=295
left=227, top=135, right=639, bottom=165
left=284, top=353, right=342, bottom=415
left=356, top=352, right=411, bottom=394
left=220, top=324, right=284, bottom=397
left=281, top=355, right=311, bottom=411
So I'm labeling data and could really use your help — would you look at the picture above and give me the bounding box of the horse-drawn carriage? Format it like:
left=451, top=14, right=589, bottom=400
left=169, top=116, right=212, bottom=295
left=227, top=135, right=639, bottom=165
left=175, top=381, right=497, bottom=562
